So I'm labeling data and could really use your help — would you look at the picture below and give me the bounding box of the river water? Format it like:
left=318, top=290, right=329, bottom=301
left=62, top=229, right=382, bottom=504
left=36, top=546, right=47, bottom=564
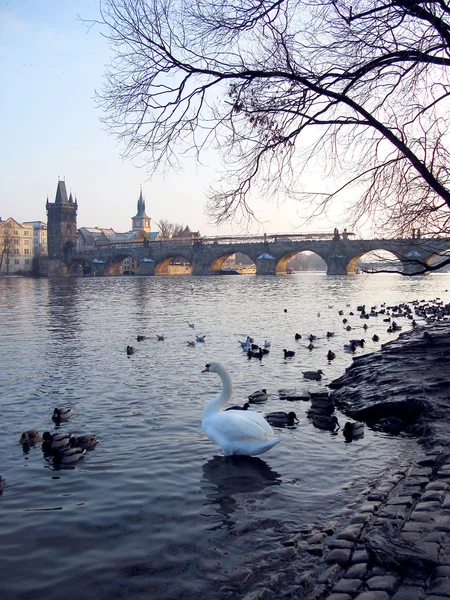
left=1, top=273, right=449, bottom=600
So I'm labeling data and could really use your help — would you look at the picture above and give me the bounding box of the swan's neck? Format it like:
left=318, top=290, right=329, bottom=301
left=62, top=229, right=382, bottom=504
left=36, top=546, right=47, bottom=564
left=203, top=366, right=233, bottom=418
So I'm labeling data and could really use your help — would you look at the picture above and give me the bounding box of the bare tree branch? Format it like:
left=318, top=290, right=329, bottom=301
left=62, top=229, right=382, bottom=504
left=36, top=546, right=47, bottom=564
left=97, top=0, right=450, bottom=237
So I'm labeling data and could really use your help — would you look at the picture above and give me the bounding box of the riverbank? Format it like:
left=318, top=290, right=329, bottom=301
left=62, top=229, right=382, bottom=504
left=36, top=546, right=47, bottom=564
left=297, top=322, right=450, bottom=600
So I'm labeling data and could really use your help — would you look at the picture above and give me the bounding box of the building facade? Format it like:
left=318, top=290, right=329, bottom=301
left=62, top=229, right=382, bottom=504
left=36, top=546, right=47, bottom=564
left=24, top=221, right=48, bottom=257
left=0, top=218, right=34, bottom=274
left=46, top=180, right=78, bottom=259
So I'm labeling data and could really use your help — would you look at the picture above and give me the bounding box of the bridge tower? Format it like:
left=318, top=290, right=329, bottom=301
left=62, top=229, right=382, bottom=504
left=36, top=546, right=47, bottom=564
left=46, top=180, right=78, bottom=259
left=132, top=188, right=151, bottom=235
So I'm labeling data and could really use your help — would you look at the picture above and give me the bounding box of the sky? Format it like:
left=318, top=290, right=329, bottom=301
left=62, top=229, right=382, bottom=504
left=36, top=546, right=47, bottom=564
left=0, top=0, right=348, bottom=237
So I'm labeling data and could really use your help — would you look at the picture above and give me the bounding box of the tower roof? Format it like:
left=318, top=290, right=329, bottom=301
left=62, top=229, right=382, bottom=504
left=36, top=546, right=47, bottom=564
left=55, top=180, right=69, bottom=204
left=133, top=188, right=149, bottom=219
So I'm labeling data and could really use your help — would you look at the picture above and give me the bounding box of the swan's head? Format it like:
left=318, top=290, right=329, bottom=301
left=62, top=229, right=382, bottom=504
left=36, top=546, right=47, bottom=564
left=202, top=362, right=220, bottom=373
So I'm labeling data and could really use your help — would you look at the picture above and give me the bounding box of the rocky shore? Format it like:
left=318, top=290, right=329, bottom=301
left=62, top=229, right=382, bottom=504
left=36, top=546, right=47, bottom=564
left=297, top=322, right=450, bottom=600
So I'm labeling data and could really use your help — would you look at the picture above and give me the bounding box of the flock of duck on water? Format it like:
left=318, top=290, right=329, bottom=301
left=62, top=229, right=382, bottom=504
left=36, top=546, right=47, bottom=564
left=1, top=297, right=447, bottom=492
left=199, top=296, right=449, bottom=458
left=0, top=408, right=99, bottom=491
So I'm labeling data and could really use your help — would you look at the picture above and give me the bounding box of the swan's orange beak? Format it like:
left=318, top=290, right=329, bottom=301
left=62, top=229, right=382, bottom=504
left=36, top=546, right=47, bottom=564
left=202, top=366, right=210, bottom=373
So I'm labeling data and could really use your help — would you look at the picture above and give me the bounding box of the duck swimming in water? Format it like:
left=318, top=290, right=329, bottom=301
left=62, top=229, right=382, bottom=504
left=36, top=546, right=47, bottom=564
left=248, top=389, right=268, bottom=403
left=19, top=430, right=41, bottom=445
left=283, top=349, right=296, bottom=358
left=52, top=407, right=72, bottom=422
left=52, top=447, right=86, bottom=465
left=127, top=346, right=135, bottom=355
left=69, top=435, right=99, bottom=450
left=303, top=370, right=323, bottom=381
left=201, top=363, right=281, bottom=456
left=265, top=411, right=299, bottom=427
left=342, top=421, right=365, bottom=440
left=225, top=402, right=250, bottom=411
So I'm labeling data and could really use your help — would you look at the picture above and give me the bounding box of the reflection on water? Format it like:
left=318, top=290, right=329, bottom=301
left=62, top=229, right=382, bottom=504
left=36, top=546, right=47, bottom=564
left=1, top=274, right=449, bottom=599
left=202, top=455, right=281, bottom=529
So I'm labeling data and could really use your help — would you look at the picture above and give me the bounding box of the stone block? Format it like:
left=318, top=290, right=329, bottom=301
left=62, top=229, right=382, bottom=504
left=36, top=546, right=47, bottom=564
left=392, top=585, right=425, bottom=600
left=326, top=594, right=353, bottom=600
left=317, top=563, right=343, bottom=584
left=366, top=575, right=400, bottom=593
left=426, top=481, right=449, bottom=491
left=351, top=549, right=370, bottom=563
left=428, top=577, right=450, bottom=597
left=422, top=490, right=445, bottom=502
left=332, top=578, right=363, bottom=594
left=329, top=539, right=355, bottom=550
left=337, top=524, right=364, bottom=542
left=436, top=515, right=450, bottom=532
left=409, top=510, right=434, bottom=523
left=325, top=548, right=352, bottom=566
left=434, top=566, right=450, bottom=578
left=415, top=541, right=440, bottom=561
left=353, top=591, right=390, bottom=600
left=415, top=500, right=441, bottom=511
left=345, top=563, right=368, bottom=579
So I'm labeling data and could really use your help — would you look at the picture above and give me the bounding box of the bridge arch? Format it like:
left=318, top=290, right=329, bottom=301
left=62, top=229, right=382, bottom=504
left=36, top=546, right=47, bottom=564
left=425, top=246, right=450, bottom=271
left=155, top=254, right=193, bottom=275
left=347, top=249, right=404, bottom=275
left=276, top=250, right=328, bottom=274
left=208, top=251, right=256, bottom=274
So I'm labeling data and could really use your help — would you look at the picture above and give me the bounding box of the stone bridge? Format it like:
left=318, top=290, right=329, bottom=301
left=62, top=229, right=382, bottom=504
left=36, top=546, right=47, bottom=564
left=42, top=233, right=450, bottom=276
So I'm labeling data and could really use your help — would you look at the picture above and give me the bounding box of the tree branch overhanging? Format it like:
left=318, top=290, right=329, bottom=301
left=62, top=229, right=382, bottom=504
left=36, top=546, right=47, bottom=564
left=97, top=0, right=450, bottom=239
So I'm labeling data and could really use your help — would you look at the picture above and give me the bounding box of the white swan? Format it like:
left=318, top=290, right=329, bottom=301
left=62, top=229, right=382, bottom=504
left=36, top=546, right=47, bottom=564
left=201, top=363, right=281, bottom=457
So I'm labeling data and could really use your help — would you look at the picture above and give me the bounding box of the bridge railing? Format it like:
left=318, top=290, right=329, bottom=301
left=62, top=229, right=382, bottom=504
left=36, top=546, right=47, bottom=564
left=77, top=231, right=350, bottom=254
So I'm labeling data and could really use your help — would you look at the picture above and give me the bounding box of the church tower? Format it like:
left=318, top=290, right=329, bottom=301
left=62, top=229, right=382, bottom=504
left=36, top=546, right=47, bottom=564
left=132, top=188, right=151, bottom=234
left=46, top=180, right=78, bottom=259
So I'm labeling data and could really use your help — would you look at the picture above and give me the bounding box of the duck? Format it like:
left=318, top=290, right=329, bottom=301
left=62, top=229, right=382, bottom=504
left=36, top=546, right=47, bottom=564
left=265, top=411, right=299, bottom=427
left=196, top=335, right=206, bottom=343
left=42, top=431, right=71, bottom=450
left=350, top=339, right=365, bottom=348
left=326, top=331, right=335, bottom=338
left=307, top=343, right=315, bottom=351
left=127, top=345, right=135, bottom=355
left=264, top=340, right=271, bottom=348
left=302, top=370, right=323, bottom=381
left=136, top=335, right=146, bottom=342
left=52, top=447, right=86, bottom=465
left=327, top=350, right=336, bottom=361
left=283, top=349, right=296, bottom=358
left=188, top=323, right=195, bottom=329
left=157, top=334, right=165, bottom=341
left=201, top=362, right=281, bottom=456
left=52, top=407, right=72, bottom=422
left=225, top=402, right=250, bottom=411
left=372, top=334, right=380, bottom=342
left=19, top=430, right=41, bottom=445
left=309, top=413, right=340, bottom=431
left=69, top=435, right=99, bottom=450
left=248, top=389, right=268, bottom=403
left=342, top=421, right=365, bottom=440
left=294, top=333, right=302, bottom=340
left=187, top=340, right=196, bottom=347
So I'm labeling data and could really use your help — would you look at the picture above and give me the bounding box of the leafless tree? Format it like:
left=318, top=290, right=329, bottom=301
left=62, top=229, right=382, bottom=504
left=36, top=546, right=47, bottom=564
left=156, top=219, right=185, bottom=238
left=98, top=0, right=450, bottom=237
left=0, top=224, right=13, bottom=275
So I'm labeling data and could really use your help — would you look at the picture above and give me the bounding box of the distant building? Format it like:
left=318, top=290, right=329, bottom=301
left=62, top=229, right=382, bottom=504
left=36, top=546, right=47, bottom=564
left=0, top=217, right=34, bottom=274
left=132, top=188, right=151, bottom=234
left=46, top=180, right=78, bottom=259
left=23, top=221, right=47, bottom=257
left=176, top=225, right=200, bottom=239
